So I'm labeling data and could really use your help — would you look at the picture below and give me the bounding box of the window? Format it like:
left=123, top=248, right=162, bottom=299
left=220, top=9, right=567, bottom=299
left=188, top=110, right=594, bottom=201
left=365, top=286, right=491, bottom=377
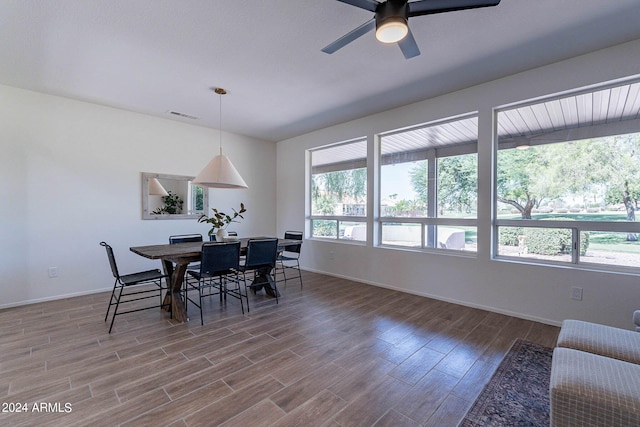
left=495, top=79, right=640, bottom=271
left=310, top=139, right=367, bottom=241
left=379, top=115, right=478, bottom=251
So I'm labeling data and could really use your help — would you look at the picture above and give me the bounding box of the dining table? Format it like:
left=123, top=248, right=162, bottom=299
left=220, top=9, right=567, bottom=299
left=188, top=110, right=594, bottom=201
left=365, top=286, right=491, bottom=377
left=130, top=237, right=301, bottom=323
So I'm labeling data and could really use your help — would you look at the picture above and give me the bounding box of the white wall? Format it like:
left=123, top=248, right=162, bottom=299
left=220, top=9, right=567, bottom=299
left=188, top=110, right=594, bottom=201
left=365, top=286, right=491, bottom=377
left=277, top=39, right=640, bottom=330
left=0, top=85, right=276, bottom=307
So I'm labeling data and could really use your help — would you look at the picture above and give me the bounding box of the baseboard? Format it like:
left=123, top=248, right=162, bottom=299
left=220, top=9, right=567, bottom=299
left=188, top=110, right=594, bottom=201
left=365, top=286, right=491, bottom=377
left=301, top=267, right=562, bottom=327
left=5, top=269, right=562, bottom=328
left=0, top=287, right=112, bottom=310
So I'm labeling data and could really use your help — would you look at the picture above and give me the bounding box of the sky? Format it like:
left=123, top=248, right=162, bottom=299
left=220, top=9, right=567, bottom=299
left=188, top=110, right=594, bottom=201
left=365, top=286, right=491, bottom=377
left=380, top=162, right=422, bottom=202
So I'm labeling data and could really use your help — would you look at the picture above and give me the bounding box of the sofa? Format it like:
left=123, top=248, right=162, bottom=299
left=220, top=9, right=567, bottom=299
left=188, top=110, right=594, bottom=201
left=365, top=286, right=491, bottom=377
left=550, top=319, right=640, bottom=426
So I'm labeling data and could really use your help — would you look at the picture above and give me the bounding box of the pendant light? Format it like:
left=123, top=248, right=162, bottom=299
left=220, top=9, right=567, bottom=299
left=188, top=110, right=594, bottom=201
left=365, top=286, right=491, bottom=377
left=193, top=88, right=248, bottom=189
left=148, top=178, right=169, bottom=196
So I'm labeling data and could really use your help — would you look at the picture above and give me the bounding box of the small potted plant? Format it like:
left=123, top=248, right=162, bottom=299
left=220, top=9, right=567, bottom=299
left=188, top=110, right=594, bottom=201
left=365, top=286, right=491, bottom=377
left=152, top=191, right=184, bottom=214
left=198, top=202, right=246, bottom=241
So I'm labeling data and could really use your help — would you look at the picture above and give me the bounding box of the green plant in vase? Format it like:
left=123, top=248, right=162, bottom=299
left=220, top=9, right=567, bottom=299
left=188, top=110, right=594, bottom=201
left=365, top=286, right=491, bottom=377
left=198, top=202, right=246, bottom=240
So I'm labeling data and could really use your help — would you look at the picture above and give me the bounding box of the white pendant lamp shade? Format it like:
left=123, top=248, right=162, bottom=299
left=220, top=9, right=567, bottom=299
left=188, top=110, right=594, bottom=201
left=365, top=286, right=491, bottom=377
left=193, top=151, right=248, bottom=189
left=149, top=177, right=169, bottom=196
left=193, top=87, right=248, bottom=189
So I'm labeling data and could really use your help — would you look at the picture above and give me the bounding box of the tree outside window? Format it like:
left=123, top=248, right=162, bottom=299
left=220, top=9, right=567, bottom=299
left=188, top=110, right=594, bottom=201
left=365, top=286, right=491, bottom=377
left=310, top=140, right=367, bottom=240
left=495, top=78, right=640, bottom=271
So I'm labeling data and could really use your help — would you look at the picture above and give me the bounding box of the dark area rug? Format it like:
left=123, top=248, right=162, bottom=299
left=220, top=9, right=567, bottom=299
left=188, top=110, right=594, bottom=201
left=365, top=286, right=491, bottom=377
left=459, top=339, right=553, bottom=427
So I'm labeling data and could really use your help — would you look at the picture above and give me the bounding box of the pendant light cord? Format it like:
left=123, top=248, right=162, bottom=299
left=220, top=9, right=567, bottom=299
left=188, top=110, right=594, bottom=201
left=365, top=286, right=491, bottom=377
left=193, top=86, right=247, bottom=188
left=219, top=91, right=223, bottom=155
left=214, top=87, right=227, bottom=156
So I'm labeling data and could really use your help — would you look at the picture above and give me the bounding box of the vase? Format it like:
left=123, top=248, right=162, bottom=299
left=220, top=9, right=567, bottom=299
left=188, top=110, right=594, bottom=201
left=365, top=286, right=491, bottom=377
left=216, top=229, right=228, bottom=241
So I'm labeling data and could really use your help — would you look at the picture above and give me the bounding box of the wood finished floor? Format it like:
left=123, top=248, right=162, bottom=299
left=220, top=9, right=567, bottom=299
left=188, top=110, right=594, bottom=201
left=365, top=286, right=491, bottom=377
left=0, top=271, right=559, bottom=427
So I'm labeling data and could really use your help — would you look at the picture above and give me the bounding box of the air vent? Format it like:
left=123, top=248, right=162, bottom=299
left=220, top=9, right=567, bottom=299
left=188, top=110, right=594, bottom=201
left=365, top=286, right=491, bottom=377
left=168, top=111, right=199, bottom=120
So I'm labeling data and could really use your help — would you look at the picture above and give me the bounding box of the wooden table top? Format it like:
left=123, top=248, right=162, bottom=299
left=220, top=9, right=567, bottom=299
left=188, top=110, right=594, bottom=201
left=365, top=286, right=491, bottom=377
left=130, top=237, right=301, bottom=262
left=130, top=241, right=203, bottom=260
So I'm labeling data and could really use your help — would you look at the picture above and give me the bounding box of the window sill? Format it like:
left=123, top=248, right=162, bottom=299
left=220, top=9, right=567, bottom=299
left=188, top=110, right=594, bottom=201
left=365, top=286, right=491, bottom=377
left=493, top=255, right=640, bottom=277
left=377, top=243, right=477, bottom=258
left=308, top=237, right=367, bottom=246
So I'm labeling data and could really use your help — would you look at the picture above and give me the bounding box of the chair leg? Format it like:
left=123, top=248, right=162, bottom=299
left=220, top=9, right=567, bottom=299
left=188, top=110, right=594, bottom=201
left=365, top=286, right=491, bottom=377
left=282, top=260, right=302, bottom=288
left=242, top=272, right=250, bottom=313
left=281, top=260, right=288, bottom=288
left=164, top=279, right=173, bottom=320
left=295, top=260, right=303, bottom=287
left=183, top=282, right=188, bottom=317
left=236, top=273, right=245, bottom=314
left=227, top=273, right=244, bottom=315
left=108, top=285, right=125, bottom=333
left=105, top=279, right=119, bottom=322
left=198, top=280, right=204, bottom=326
left=272, top=273, right=279, bottom=305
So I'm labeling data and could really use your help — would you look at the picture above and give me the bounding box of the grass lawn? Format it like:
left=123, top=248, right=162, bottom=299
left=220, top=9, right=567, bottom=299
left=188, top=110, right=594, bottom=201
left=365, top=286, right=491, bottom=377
left=498, top=212, right=630, bottom=221
left=530, top=212, right=629, bottom=222
left=589, top=233, right=640, bottom=253
left=459, top=227, right=477, bottom=243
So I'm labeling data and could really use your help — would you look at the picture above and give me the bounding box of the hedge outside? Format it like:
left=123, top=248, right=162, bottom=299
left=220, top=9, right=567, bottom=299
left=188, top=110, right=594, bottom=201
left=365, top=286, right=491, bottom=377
left=498, top=219, right=589, bottom=255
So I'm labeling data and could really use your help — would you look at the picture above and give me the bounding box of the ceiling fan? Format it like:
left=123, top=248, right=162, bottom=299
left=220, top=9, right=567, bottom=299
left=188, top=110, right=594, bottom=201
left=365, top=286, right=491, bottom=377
left=322, top=0, right=501, bottom=59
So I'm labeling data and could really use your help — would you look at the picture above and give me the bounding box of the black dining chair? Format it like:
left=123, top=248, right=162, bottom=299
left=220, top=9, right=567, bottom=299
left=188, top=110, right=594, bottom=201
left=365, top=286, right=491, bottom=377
left=169, top=234, right=203, bottom=244
left=100, top=241, right=168, bottom=333
left=185, top=241, right=243, bottom=325
left=169, top=234, right=203, bottom=272
left=238, top=238, right=279, bottom=312
left=209, top=231, right=238, bottom=242
left=224, top=231, right=245, bottom=260
left=275, top=231, right=303, bottom=288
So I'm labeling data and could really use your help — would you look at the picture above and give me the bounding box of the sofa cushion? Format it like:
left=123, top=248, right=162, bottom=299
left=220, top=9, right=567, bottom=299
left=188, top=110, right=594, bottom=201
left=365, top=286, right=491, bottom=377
left=557, top=319, right=640, bottom=364
left=550, top=347, right=640, bottom=427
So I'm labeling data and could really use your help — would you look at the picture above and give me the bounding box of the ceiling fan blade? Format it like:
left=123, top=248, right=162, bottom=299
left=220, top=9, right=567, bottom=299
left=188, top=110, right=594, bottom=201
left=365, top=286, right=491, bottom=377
left=398, top=28, right=420, bottom=59
left=408, top=0, right=500, bottom=17
left=321, top=18, right=376, bottom=54
left=337, top=0, right=379, bottom=12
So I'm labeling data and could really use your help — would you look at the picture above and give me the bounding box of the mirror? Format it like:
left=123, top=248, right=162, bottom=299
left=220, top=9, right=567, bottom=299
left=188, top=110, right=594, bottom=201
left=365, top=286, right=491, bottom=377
left=142, top=172, right=209, bottom=220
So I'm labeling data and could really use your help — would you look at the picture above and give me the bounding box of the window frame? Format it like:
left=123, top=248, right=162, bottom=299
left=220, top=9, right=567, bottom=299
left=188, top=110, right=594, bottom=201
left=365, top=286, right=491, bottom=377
left=377, top=113, right=479, bottom=253
left=304, top=75, right=640, bottom=275
left=494, top=219, right=640, bottom=273
left=308, top=138, right=368, bottom=243
left=492, top=77, right=640, bottom=273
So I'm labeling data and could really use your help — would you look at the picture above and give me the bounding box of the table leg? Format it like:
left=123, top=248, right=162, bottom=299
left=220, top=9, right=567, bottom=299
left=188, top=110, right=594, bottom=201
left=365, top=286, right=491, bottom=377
left=161, top=260, right=174, bottom=312
left=251, top=267, right=280, bottom=298
left=162, top=260, right=189, bottom=322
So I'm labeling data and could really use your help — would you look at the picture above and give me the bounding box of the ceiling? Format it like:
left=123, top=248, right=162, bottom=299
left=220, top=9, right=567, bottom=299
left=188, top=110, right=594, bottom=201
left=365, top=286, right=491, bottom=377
left=313, top=79, right=640, bottom=167
left=2, top=0, right=640, bottom=143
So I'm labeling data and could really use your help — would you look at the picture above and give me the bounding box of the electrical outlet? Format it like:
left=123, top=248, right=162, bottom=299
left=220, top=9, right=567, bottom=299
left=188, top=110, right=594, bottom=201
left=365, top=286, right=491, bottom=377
left=328, top=251, right=335, bottom=260
left=570, top=286, right=583, bottom=301
left=48, top=267, right=58, bottom=278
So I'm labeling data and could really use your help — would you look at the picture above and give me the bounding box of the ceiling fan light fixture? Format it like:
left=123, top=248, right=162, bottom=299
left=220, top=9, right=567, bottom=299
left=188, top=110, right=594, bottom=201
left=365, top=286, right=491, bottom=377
left=324, top=0, right=501, bottom=59
left=375, top=17, right=408, bottom=43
